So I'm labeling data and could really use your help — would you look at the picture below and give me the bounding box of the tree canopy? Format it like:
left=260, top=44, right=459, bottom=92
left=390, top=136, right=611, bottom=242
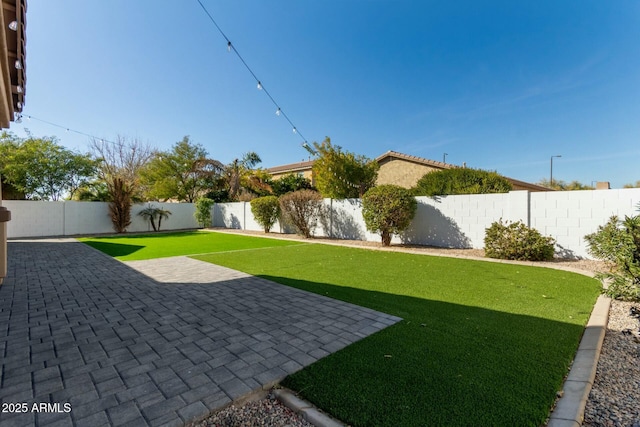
left=413, top=167, right=512, bottom=196
left=0, top=131, right=98, bottom=200
left=269, top=173, right=314, bottom=196
left=223, top=152, right=269, bottom=201
left=140, top=136, right=224, bottom=202
left=312, top=137, right=378, bottom=199
left=91, top=136, right=154, bottom=232
left=537, top=178, right=594, bottom=191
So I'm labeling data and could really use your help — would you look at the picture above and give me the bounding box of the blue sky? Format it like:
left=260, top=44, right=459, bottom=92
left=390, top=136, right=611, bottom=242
left=11, top=1, right=640, bottom=188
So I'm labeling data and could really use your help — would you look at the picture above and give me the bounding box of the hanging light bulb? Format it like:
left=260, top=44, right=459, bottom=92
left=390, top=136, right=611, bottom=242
left=16, top=86, right=22, bottom=93
left=14, top=59, right=22, bottom=70
left=257, top=81, right=262, bottom=90
left=8, top=21, right=17, bottom=31
left=275, top=108, right=281, bottom=116
left=292, top=127, right=297, bottom=134
left=17, top=102, right=22, bottom=110
left=227, top=41, right=232, bottom=52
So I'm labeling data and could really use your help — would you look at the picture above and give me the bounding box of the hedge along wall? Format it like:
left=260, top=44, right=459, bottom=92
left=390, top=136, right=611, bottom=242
left=4, top=201, right=200, bottom=238
left=213, top=189, right=640, bottom=259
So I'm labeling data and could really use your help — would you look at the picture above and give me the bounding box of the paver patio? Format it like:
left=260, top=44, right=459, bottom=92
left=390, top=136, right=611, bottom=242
left=0, top=239, right=400, bottom=427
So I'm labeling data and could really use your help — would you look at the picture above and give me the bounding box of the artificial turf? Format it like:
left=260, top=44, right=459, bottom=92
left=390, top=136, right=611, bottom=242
left=79, top=230, right=304, bottom=261
left=83, top=231, right=601, bottom=425
left=191, top=243, right=601, bottom=427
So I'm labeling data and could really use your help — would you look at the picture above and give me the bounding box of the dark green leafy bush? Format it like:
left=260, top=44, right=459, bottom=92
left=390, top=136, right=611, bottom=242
left=584, top=215, right=640, bottom=301
left=362, top=185, right=417, bottom=246
left=250, top=196, right=281, bottom=233
left=279, top=189, right=324, bottom=238
left=413, top=168, right=512, bottom=196
left=484, top=219, right=555, bottom=261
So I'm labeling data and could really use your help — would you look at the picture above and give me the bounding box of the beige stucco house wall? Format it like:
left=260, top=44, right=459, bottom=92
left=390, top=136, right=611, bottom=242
left=267, top=160, right=315, bottom=186
left=375, top=151, right=452, bottom=188
left=266, top=150, right=551, bottom=192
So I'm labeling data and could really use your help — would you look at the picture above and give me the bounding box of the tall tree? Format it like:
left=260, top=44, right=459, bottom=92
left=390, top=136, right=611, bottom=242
left=140, top=136, right=224, bottom=202
left=91, top=136, right=153, bottom=232
left=0, top=131, right=98, bottom=200
left=312, top=137, right=378, bottom=199
left=224, top=151, right=265, bottom=201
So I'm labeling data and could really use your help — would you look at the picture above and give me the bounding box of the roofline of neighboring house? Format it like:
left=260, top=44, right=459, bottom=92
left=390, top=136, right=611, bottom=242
left=266, top=160, right=315, bottom=175
left=265, top=150, right=553, bottom=191
left=375, top=150, right=456, bottom=170
left=505, top=177, right=552, bottom=192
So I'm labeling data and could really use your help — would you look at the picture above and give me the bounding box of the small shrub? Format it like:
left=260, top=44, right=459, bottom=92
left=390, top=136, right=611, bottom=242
left=279, top=189, right=324, bottom=238
left=362, top=185, right=417, bottom=246
left=484, top=219, right=555, bottom=261
left=585, top=215, right=640, bottom=301
left=138, top=204, right=171, bottom=231
left=194, top=197, right=215, bottom=228
left=250, top=196, right=281, bottom=233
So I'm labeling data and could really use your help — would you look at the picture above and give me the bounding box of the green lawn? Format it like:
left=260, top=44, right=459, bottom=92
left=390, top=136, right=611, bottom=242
left=80, top=230, right=304, bottom=261
left=192, top=244, right=601, bottom=427
left=83, top=232, right=601, bottom=426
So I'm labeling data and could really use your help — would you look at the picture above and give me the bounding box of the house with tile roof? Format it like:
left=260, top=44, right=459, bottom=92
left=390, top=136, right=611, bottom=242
left=266, top=150, right=551, bottom=192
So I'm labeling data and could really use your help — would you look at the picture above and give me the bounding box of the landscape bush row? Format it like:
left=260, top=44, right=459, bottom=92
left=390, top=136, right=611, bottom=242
left=203, top=192, right=640, bottom=301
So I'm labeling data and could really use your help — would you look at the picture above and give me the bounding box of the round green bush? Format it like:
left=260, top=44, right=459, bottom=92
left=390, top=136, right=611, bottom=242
left=250, top=196, right=281, bottom=233
left=362, top=185, right=417, bottom=246
left=484, top=219, right=555, bottom=261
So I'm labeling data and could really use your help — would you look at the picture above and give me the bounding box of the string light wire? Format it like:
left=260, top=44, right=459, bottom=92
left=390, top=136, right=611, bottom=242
left=17, top=114, right=116, bottom=146
left=194, top=0, right=312, bottom=152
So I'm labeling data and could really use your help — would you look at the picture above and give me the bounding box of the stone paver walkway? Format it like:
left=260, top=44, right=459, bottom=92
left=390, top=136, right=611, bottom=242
left=0, top=239, right=400, bottom=427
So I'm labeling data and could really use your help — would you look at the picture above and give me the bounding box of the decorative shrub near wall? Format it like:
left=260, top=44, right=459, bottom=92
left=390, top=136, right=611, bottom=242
left=137, top=204, right=172, bottom=231
left=585, top=215, right=640, bottom=301
left=194, top=197, right=215, bottom=228
left=362, top=185, right=417, bottom=246
left=279, top=190, right=324, bottom=238
left=484, top=219, right=555, bottom=261
left=250, top=196, right=280, bottom=233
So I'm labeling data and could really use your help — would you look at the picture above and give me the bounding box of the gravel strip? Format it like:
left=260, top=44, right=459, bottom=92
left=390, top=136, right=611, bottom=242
left=191, top=393, right=313, bottom=427
left=583, top=300, right=640, bottom=427
left=203, top=229, right=638, bottom=426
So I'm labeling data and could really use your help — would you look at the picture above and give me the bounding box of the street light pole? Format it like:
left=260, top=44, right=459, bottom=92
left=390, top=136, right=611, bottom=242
left=550, top=155, right=562, bottom=187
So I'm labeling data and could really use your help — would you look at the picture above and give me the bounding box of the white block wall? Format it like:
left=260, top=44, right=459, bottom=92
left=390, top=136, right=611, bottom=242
left=5, top=188, right=640, bottom=258
left=213, top=188, right=640, bottom=259
left=4, top=201, right=200, bottom=238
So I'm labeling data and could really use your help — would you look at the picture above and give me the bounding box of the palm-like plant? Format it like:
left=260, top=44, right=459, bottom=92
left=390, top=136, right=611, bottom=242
left=225, top=152, right=262, bottom=201
left=138, top=204, right=172, bottom=231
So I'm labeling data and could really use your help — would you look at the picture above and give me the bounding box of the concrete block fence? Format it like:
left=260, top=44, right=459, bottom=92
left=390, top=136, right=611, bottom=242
left=3, top=200, right=200, bottom=238
left=4, top=188, right=640, bottom=258
left=212, top=189, right=640, bottom=259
